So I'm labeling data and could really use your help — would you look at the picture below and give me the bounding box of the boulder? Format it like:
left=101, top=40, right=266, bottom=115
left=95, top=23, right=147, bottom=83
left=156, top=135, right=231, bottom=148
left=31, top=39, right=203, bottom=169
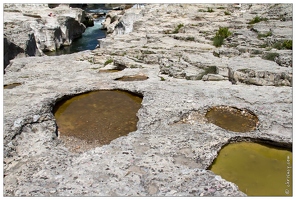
left=101, top=6, right=144, bottom=36
left=114, top=12, right=144, bottom=35
left=101, top=10, right=123, bottom=30
left=3, top=3, right=87, bottom=68
left=3, top=17, right=43, bottom=70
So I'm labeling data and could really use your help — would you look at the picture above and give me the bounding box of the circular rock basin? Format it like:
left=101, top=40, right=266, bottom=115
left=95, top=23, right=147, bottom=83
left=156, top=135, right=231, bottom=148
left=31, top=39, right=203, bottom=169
left=4, top=83, right=21, bottom=89
left=205, top=106, right=259, bottom=132
left=208, top=142, right=292, bottom=196
left=115, top=75, right=148, bottom=81
left=53, top=90, right=142, bottom=145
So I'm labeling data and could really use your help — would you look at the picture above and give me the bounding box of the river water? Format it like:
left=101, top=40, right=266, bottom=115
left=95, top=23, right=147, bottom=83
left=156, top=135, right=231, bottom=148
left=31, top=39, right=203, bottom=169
left=45, top=5, right=111, bottom=56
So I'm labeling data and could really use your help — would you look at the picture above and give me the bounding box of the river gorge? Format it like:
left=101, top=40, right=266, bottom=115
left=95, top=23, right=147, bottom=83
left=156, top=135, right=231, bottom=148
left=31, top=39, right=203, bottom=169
left=3, top=3, right=292, bottom=197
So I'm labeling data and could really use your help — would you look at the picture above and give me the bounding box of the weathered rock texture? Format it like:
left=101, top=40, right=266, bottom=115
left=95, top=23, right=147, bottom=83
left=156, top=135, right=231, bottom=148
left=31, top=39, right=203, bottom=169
left=3, top=3, right=88, bottom=69
left=99, top=3, right=292, bottom=86
left=3, top=3, right=292, bottom=197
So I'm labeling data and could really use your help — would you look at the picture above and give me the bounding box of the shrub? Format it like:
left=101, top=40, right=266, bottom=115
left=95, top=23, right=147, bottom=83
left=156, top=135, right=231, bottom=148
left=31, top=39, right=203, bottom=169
left=224, top=11, right=231, bottom=15
left=104, top=59, right=113, bottom=66
left=282, top=40, right=292, bottom=50
left=272, top=40, right=292, bottom=50
left=252, top=49, right=262, bottom=55
left=248, top=16, right=261, bottom=24
left=263, top=52, right=279, bottom=61
left=257, top=31, right=272, bottom=39
left=216, top=27, right=232, bottom=38
left=185, top=36, right=195, bottom=41
left=213, top=27, right=232, bottom=47
left=272, top=42, right=282, bottom=50
left=213, top=36, right=224, bottom=47
left=248, top=16, right=268, bottom=24
left=207, top=8, right=214, bottom=12
left=172, top=23, right=184, bottom=34
left=177, top=23, right=184, bottom=29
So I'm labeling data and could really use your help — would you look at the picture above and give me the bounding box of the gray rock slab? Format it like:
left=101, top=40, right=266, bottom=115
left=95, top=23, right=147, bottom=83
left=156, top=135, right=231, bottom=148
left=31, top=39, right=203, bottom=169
left=3, top=3, right=292, bottom=197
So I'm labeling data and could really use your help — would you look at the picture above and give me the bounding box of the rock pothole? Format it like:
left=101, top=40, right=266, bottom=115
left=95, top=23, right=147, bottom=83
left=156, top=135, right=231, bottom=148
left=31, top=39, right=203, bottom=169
left=114, top=75, right=148, bottom=81
left=205, top=105, right=259, bottom=132
left=3, top=3, right=293, bottom=197
left=53, top=90, right=143, bottom=152
left=4, top=83, right=22, bottom=89
left=208, top=141, right=292, bottom=196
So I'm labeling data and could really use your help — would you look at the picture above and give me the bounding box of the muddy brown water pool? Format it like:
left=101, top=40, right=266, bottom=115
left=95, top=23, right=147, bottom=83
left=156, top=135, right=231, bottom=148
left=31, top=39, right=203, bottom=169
left=99, top=69, right=121, bottom=73
left=53, top=90, right=142, bottom=147
left=4, top=83, right=21, bottom=89
left=208, top=142, right=292, bottom=196
left=115, top=75, right=148, bottom=81
left=205, top=106, right=259, bottom=132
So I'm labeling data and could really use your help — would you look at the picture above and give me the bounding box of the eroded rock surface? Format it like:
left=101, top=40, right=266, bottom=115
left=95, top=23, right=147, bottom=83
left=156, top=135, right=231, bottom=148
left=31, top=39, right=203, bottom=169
left=3, top=3, right=88, bottom=69
left=3, top=3, right=292, bottom=197
left=98, top=3, right=292, bottom=86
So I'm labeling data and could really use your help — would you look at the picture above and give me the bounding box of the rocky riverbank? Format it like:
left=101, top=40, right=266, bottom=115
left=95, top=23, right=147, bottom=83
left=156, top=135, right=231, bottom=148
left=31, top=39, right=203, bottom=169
left=3, top=3, right=89, bottom=69
left=3, top=3, right=292, bottom=196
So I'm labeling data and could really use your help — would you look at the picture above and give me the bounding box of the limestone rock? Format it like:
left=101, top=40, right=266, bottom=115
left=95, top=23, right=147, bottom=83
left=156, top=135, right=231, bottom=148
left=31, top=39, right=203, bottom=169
left=275, top=50, right=292, bottom=67
left=101, top=10, right=123, bottom=33
left=3, top=35, right=39, bottom=72
left=101, top=6, right=144, bottom=36
left=96, top=4, right=292, bottom=87
left=114, top=12, right=144, bottom=35
left=202, top=74, right=228, bottom=81
left=3, top=3, right=292, bottom=197
left=213, top=48, right=240, bottom=58
left=3, top=3, right=87, bottom=68
left=229, top=69, right=292, bottom=86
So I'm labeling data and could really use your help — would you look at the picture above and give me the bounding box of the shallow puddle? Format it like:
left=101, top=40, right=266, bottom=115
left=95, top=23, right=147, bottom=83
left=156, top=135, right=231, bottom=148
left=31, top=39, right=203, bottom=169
left=4, top=83, right=21, bottom=89
left=99, top=69, right=121, bottom=73
left=208, top=142, right=292, bottom=196
left=53, top=90, right=142, bottom=146
left=115, top=75, right=148, bottom=81
left=205, top=106, right=258, bottom=132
